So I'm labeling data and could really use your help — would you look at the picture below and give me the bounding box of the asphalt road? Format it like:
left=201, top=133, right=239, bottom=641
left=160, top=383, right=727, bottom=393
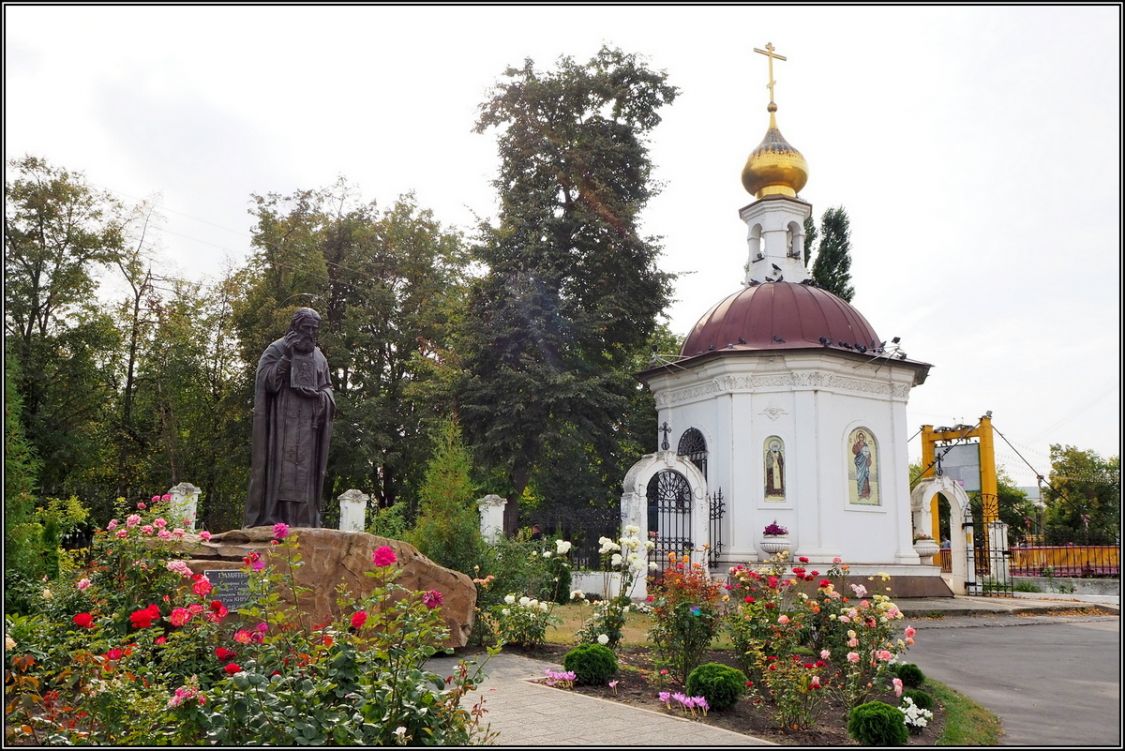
left=906, top=615, right=1120, bottom=746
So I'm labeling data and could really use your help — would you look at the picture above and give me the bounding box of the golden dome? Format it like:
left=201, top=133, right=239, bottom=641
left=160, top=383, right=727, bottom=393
left=741, top=104, right=809, bottom=199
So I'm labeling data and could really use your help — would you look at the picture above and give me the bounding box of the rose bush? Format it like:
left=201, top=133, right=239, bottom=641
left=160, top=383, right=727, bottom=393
left=3, top=498, right=494, bottom=746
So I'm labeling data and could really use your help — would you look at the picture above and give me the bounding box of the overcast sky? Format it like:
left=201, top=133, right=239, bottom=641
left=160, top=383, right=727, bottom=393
left=6, top=5, right=1121, bottom=488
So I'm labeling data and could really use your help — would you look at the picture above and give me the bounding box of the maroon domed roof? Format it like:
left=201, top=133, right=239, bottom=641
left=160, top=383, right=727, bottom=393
left=680, top=282, right=882, bottom=358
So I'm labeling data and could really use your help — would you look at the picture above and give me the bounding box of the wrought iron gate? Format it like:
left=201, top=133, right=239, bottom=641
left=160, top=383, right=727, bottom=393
left=647, top=470, right=693, bottom=570
left=967, top=518, right=1013, bottom=597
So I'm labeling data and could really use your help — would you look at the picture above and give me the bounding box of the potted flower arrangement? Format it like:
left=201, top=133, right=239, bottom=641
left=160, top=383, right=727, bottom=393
left=760, top=520, right=790, bottom=555
left=912, top=532, right=939, bottom=562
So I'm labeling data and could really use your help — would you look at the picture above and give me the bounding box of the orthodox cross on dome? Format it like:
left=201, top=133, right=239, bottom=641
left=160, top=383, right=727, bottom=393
left=753, top=42, right=787, bottom=105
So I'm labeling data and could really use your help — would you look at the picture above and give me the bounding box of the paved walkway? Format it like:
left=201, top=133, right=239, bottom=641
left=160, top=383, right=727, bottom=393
left=427, top=592, right=1118, bottom=746
left=425, top=652, right=772, bottom=746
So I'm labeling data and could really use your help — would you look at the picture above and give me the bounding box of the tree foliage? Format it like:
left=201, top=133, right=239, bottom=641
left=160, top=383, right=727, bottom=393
left=802, top=214, right=817, bottom=268
left=1042, top=445, right=1120, bottom=545
left=4, top=156, right=125, bottom=504
left=809, top=206, right=855, bottom=301
left=461, top=47, right=677, bottom=532
left=407, top=418, right=483, bottom=575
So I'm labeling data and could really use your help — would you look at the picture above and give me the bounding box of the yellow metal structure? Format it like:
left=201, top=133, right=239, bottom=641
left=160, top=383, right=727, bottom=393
left=920, top=413, right=999, bottom=542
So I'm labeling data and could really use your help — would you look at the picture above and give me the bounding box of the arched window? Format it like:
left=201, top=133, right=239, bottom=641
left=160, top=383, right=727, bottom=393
left=677, top=428, right=708, bottom=482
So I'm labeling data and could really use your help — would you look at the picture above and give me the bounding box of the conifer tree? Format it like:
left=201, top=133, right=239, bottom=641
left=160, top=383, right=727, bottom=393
left=809, top=206, right=856, bottom=301
left=408, top=418, right=483, bottom=575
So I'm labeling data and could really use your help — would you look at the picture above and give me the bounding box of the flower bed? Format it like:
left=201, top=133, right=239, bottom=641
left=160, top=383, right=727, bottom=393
left=528, top=643, right=942, bottom=745
left=526, top=552, right=943, bottom=745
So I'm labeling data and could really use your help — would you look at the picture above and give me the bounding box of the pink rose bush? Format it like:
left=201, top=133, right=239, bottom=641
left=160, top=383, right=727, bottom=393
left=724, top=554, right=917, bottom=729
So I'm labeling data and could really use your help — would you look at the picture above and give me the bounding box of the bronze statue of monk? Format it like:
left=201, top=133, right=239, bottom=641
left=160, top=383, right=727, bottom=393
left=244, top=308, right=334, bottom=528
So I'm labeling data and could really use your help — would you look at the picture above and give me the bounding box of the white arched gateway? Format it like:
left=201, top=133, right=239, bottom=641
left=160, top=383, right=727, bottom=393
left=620, top=451, right=708, bottom=598
left=911, top=475, right=975, bottom=595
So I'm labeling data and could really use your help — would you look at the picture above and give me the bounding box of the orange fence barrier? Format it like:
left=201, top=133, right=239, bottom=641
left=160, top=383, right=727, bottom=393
left=932, top=546, right=1118, bottom=577
left=1009, top=545, right=1119, bottom=577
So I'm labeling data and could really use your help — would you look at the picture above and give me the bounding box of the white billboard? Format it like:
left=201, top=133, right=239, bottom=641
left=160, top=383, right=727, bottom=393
left=939, top=443, right=981, bottom=492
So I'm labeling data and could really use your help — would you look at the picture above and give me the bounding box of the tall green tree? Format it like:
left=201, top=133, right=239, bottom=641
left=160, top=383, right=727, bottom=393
left=4, top=156, right=125, bottom=501
left=809, top=206, right=855, bottom=301
left=461, top=47, right=678, bottom=533
left=1042, top=445, right=1120, bottom=545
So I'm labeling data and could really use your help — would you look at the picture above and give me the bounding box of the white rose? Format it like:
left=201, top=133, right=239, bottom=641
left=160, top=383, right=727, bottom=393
left=622, top=605, right=630, bottom=613
left=501, top=608, right=510, bottom=616
left=528, top=598, right=539, bottom=608
left=539, top=602, right=550, bottom=612
left=570, top=590, right=585, bottom=600
left=649, top=561, right=658, bottom=570
left=597, top=634, right=610, bottom=645
left=519, top=596, right=531, bottom=607
left=556, top=540, right=572, bottom=555
left=504, top=594, right=516, bottom=605
left=625, top=524, right=640, bottom=536
left=543, top=551, right=552, bottom=558
left=610, top=553, right=623, bottom=567
left=4, top=635, right=15, bottom=651
left=645, top=541, right=655, bottom=551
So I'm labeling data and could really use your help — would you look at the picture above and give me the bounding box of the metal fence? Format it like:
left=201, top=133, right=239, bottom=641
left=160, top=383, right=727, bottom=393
left=1009, top=545, right=1120, bottom=577
left=934, top=545, right=1120, bottom=578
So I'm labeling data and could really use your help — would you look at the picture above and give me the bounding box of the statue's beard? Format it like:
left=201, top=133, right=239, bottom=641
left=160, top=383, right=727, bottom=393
left=293, top=337, right=315, bottom=354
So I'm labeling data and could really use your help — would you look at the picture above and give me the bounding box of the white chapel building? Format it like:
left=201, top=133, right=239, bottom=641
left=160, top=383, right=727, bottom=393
left=620, top=51, right=950, bottom=595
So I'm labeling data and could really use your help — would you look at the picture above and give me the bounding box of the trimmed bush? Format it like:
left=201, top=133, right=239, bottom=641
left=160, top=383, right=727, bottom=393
left=903, top=688, right=934, bottom=710
left=563, top=643, right=617, bottom=686
left=848, top=701, right=908, bottom=746
left=686, top=662, right=746, bottom=711
left=895, top=662, right=925, bottom=689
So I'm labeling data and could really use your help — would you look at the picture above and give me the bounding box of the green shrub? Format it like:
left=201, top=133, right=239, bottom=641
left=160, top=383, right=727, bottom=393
left=895, top=662, right=925, bottom=689
left=903, top=688, right=934, bottom=710
left=1012, top=579, right=1041, bottom=593
left=686, top=662, right=746, bottom=711
left=562, top=643, right=617, bottom=686
left=848, top=701, right=908, bottom=746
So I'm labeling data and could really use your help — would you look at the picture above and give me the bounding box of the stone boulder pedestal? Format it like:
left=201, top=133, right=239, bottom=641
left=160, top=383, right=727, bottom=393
left=180, top=527, right=476, bottom=648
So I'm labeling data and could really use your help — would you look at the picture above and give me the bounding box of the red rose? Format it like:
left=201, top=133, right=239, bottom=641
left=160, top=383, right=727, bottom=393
left=371, top=546, right=397, bottom=567
left=104, top=648, right=124, bottom=661
left=215, top=647, right=237, bottom=661
left=72, top=612, right=95, bottom=629
left=224, top=663, right=241, bottom=674
left=799, top=556, right=810, bottom=563
left=350, top=610, right=368, bottom=629
left=129, top=604, right=161, bottom=629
